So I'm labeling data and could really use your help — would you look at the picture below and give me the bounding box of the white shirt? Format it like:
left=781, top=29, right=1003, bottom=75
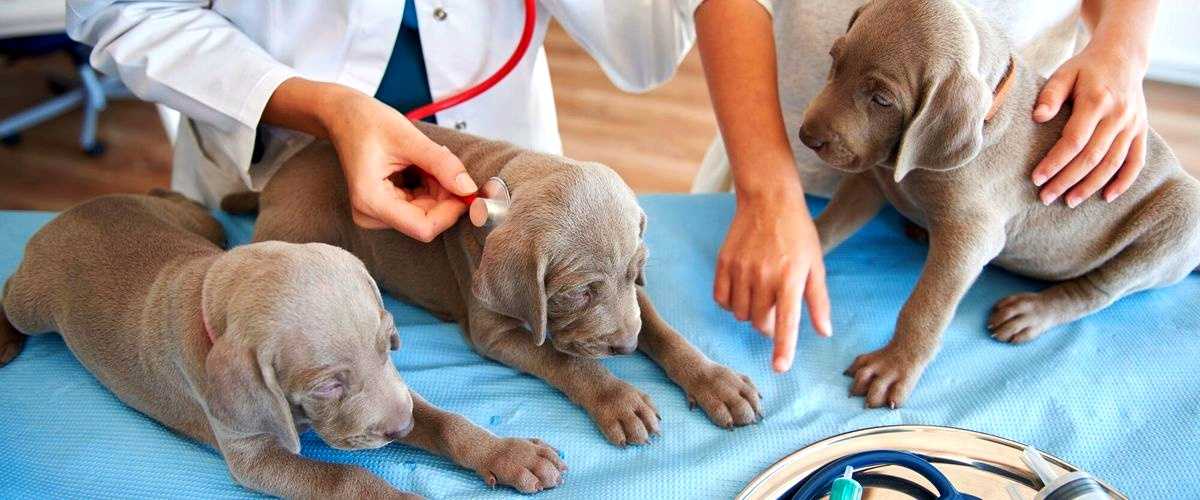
left=691, top=0, right=1087, bottom=197
left=66, top=0, right=726, bottom=206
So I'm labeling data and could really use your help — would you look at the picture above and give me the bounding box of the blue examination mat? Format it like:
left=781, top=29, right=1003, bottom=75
left=1, top=194, right=1198, bottom=498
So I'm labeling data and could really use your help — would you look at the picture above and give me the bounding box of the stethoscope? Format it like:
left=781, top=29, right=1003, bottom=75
left=404, top=0, right=535, bottom=228
left=784, top=448, right=1112, bottom=500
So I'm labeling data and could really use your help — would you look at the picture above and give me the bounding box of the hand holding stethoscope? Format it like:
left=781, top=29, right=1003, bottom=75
left=262, top=0, right=533, bottom=242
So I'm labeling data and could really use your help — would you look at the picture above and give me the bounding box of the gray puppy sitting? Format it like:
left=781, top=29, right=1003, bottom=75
left=0, top=191, right=566, bottom=498
left=797, top=0, right=1200, bottom=408
left=229, top=122, right=762, bottom=446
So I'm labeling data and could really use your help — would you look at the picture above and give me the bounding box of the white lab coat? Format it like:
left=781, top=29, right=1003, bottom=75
left=66, top=0, right=741, bottom=206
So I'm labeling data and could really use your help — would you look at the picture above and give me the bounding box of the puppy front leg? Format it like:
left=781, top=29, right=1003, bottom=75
left=221, top=436, right=416, bottom=499
left=846, top=221, right=1004, bottom=408
left=396, top=392, right=566, bottom=493
left=636, top=288, right=762, bottom=428
left=815, top=173, right=886, bottom=253
left=474, top=329, right=661, bottom=446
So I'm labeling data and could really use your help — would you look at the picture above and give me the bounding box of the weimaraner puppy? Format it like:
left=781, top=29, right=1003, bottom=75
left=797, top=0, right=1200, bottom=409
left=226, top=122, right=762, bottom=446
left=0, top=191, right=566, bottom=498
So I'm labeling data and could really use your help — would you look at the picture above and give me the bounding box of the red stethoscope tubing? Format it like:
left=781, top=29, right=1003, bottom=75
left=403, top=0, right=537, bottom=122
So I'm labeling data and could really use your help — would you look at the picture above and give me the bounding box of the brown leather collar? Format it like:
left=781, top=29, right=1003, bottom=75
left=985, top=56, right=1015, bottom=122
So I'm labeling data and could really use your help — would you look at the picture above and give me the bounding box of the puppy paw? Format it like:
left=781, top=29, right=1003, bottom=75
left=473, top=437, right=567, bottom=493
left=679, top=362, right=762, bottom=428
left=988, top=293, right=1056, bottom=343
left=583, top=382, right=660, bottom=446
left=844, top=347, right=928, bottom=409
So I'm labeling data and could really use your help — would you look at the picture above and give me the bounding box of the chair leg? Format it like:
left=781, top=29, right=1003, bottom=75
left=77, top=64, right=108, bottom=156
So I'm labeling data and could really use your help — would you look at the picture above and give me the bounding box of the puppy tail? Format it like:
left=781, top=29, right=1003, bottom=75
left=0, top=297, right=28, bottom=368
left=220, top=191, right=260, bottom=215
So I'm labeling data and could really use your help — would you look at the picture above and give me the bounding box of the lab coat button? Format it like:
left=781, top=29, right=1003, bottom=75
left=433, top=8, right=448, bottom=21
left=454, top=121, right=467, bottom=130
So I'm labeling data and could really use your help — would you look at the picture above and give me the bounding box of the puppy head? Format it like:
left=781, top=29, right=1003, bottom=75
left=201, top=242, right=413, bottom=452
left=472, top=155, right=646, bottom=358
left=798, top=0, right=1010, bottom=181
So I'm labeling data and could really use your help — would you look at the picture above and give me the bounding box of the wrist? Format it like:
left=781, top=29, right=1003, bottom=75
left=1089, top=28, right=1151, bottom=72
left=735, top=177, right=806, bottom=211
left=313, top=83, right=371, bottom=141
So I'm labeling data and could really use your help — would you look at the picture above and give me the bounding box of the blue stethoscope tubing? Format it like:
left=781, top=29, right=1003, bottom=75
left=785, top=450, right=982, bottom=500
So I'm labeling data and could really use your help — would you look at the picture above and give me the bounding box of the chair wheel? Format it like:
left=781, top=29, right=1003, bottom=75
left=1, top=134, right=20, bottom=147
left=83, top=141, right=106, bottom=157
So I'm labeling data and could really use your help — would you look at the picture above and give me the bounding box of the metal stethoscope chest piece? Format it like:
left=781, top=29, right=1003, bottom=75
left=468, top=177, right=511, bottom=228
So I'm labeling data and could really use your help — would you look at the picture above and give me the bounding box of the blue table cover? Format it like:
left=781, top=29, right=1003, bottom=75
left=1, top=194, right=1197, bottom=499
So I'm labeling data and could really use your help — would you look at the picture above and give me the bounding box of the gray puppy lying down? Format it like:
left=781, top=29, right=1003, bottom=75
left=797, top=0, right=1200, bottom=409
left=227, top=122, right=761, bottom=446
left=0, top=191, right=566, bottom=498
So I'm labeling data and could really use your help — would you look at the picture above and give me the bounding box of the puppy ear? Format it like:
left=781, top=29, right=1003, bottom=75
left=200, top=249, right=300, bottom=453
left=846, top=5, right=866, bottom=32
left=893, top=67, right=990, bottom=182
left=203, top=334, right=301, bottom=454
left=380, top=310, right=401, bottom=351
left=471, top=223, right=549, bottom=345
left=635, top=212, right=647, bottom=286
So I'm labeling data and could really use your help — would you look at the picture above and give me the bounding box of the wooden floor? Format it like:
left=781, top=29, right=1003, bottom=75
left=1, top=24, right=1197, bottom=210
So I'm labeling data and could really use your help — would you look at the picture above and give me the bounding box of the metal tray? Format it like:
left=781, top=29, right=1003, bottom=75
left=736, top=425, right=1125, bottom=500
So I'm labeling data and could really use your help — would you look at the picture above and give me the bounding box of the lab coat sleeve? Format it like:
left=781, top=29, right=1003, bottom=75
left=65, top=1, right=298, bottom=134
left=544, top=0, right=772, bottom=93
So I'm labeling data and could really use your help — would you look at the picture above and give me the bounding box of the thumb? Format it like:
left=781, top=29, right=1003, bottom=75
left=407, top=137, right=477, bottom=196
left=1033, top=68, right=1076, bottom=123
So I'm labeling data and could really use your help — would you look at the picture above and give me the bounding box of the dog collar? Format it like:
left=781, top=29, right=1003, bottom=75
left=984, top=56, right=1015, bottom=122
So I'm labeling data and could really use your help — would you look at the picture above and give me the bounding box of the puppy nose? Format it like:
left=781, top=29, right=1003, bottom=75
left=609, top=341, right=637, bottom=356
left=798, top=125, right=827, bottom=150
left=384, top=418, right=415, bottom=441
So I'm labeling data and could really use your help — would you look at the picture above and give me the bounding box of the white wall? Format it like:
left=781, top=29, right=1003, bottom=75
left=1148, top=0, right=1200, bottom=86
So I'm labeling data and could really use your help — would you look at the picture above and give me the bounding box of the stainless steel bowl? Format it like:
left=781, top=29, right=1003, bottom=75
left=737, top=425, right=1125, bottom=500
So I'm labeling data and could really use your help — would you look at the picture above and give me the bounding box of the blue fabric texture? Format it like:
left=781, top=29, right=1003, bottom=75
left=374, top=0, right=435, bottom=122
left=1, top=194, right=1197, bottom=499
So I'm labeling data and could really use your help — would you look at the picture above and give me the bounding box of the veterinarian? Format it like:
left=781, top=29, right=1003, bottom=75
left=66, top=0, right=821, bottom=372
left=698, top=0, right=1159, bottom=372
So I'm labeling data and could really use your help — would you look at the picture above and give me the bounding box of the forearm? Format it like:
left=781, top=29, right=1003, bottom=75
left=695, top=0, right=802, bottom=201
left=1081, top=0, right=1158, bottom=68
left=262, top=78, right=367, bottom=139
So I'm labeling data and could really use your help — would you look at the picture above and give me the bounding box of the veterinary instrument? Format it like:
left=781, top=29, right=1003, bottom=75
left=402, top=0, right=535, bottom=122
left=737, top=425, right=1124, bottom=500
left=398, top=0, right=530, bottom=227
left=465, top=177, right=512, bottom=227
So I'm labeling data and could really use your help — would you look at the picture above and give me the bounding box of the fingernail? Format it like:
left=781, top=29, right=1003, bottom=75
left=1066, top=196, right=1080, bottom=209
left=1040, top=192, right=1056, bottom=206
left=1104, top=190, right=1117, bottom=202
left=455, top=173, right=478, bottom=194
left=773, top=358, right=790, bottom=373
left=820, top=319, right=833, bottom=337
left=1034, top=104, right=1050, bottom=118
left=1032, top=173, right=1047, bottom=186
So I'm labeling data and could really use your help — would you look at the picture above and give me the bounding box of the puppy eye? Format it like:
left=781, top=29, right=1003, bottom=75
left=564, top=285, right=592, bottom=302
left=870, top=92, right=893, bottom=107
left=311, top=379, right=344, bottom=400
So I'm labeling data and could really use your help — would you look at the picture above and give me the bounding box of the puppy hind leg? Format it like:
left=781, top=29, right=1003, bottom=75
left=987, top=277, right=1115, bottom=344
left=989, top=236, right=1188, bottom=343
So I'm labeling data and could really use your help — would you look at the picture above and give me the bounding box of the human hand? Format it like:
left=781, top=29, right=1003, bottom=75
left=319, top=89, right=477, bottom=241
left=714, top=190, right=832, bottom=373
left=1030, top=39, right=1150, bottom=207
